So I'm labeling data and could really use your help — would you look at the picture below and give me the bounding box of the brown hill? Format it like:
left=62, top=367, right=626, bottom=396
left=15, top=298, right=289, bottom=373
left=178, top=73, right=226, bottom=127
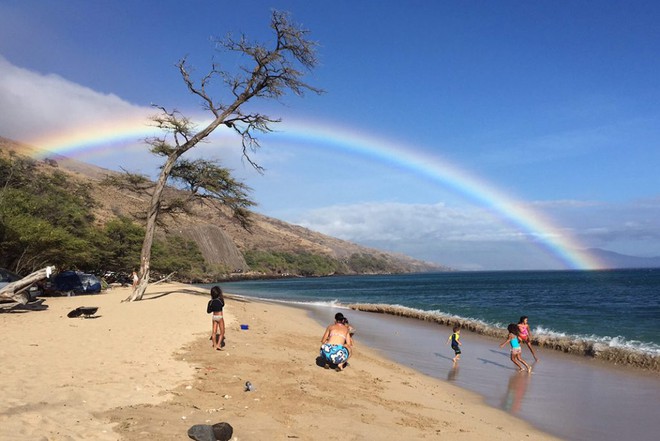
left=1, top=137, right=450, bottom=275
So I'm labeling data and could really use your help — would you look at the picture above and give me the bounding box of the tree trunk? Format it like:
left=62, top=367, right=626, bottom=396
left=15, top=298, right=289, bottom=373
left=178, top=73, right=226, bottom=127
left=125, top=114, right=228, bottom=302
left=125, top=154, right=180, bottom=301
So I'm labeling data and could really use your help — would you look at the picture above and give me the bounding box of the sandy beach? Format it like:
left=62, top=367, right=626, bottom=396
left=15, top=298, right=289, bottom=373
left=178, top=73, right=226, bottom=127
left=0, top=283, right=562, bottom=441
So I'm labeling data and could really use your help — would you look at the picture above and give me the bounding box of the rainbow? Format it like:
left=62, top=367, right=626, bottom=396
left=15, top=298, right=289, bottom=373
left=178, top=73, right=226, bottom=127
left=270, top=119, right=604, bottom=270
left=23, top=114, right=161, bottom=164
left=21, top=115, right=604, bottom=270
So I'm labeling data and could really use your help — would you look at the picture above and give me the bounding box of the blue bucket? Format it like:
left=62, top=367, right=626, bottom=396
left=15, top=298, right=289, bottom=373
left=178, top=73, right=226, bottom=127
left=240, top=324, right=249, bottom=330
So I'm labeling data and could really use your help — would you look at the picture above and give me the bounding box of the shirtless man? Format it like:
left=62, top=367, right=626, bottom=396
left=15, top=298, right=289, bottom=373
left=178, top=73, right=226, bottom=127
left=320, top=312, right=353, bottom=371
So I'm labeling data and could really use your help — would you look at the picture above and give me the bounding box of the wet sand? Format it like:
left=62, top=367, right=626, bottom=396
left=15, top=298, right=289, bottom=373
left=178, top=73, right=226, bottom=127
left=303, top=305, right=660, bottom=441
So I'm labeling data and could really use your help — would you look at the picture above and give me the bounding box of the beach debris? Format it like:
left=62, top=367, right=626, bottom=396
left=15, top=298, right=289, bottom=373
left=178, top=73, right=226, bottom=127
left=66, top=308, right=82, bottom=318
left=66, top=306, right=99, bottom=318
left=240, top=324, right=249, bottom=330
left=244, top=381, right=253, bottom=392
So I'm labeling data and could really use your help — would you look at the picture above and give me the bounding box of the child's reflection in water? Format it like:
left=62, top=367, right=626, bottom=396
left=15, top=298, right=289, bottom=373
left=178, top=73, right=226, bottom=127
left=502, top=371, right=531, bottom=414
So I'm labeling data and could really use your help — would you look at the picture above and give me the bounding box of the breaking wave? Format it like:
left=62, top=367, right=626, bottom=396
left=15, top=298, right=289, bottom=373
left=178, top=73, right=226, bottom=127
left=226, top=292, right=346, bottom=308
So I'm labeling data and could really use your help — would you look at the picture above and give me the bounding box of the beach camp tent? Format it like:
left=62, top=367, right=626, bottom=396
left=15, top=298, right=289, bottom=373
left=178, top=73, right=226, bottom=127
left=53, top=271, right=102, bottom=295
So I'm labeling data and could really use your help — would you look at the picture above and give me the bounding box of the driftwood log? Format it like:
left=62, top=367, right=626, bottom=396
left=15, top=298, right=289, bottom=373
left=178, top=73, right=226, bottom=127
left=0, top=266, right=55, bottom=305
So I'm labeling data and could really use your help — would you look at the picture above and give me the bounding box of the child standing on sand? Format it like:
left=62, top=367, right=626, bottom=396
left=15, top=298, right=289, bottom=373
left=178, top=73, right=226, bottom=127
left=446, top=326, right=462, bottom=363
left=207, top=286, right=225, bottom=351
left=131, top=271, right=139, bottom=289
left=500, top=324, right=532, bottom=372
left=517, top=316, right=539, bottom=361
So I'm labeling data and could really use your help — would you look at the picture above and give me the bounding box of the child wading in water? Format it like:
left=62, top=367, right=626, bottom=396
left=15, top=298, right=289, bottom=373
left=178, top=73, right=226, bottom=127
left=207, top=286, right=225, bottom=351
left=500, top=324, right=532, bottom=372
left=446, top=326, right=462, bottom=363
left=517, top=316, right=539, bottom=361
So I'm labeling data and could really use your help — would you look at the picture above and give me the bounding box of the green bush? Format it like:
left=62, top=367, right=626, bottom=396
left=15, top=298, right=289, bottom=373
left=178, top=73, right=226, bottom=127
left=152, top=234, right=206, bottom=278
left=244, top=250, right=340, bottom=276
left=0, top=156, right=98, bottom=272
left=0, top=155, right=206, bottom=278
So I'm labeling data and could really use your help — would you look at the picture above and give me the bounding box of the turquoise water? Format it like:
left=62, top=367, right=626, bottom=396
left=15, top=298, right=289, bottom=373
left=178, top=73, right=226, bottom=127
left=208, top=269, right=660, bottom=356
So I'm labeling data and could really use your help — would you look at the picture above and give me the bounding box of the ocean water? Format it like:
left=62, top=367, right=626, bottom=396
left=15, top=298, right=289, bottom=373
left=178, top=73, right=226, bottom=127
left=211, top=269, right=660, bottom=359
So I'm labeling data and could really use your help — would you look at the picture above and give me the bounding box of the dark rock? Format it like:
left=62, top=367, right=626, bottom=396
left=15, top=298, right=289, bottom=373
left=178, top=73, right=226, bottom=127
left=212, top=422, right=234, bottom=441
left=187, top=424, right=215, bottom=441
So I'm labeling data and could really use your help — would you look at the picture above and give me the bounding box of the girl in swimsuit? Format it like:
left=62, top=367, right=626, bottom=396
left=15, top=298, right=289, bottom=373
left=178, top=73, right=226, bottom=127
left=320, top=312, right=353, bottom=371
left=500, top=323, right=532, bottom=372
left=207, top=286, right=225, bottom=350
left=517, top=316, right=539, bottom=361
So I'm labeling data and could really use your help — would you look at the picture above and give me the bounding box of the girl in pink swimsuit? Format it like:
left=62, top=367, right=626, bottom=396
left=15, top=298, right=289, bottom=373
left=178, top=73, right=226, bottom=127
left=517, top=316, right=538, bottom=361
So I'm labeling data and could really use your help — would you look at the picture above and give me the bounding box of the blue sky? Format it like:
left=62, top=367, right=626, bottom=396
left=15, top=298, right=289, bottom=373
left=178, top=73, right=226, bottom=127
left=1, top=0, right=659, bottom=270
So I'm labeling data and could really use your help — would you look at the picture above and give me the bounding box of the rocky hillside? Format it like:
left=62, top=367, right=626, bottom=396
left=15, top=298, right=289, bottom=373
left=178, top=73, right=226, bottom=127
left=1, top=137, right=450, bottom=275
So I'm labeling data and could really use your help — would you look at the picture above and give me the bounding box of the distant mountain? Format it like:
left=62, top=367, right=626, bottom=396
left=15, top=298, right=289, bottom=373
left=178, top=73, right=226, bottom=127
left=588, top=248, right=660, bottom=269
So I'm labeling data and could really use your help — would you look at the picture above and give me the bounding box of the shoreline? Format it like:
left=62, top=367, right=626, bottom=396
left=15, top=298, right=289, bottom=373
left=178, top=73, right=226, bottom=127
left=1, top=283, right=561, bottom=440
left=348, top=302, right=660, bottom=372
left=298, top=301, right=660, bottom=441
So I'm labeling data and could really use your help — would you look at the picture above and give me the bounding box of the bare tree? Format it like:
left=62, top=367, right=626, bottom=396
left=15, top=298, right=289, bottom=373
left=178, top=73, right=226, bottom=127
left=124, top=10, right=322, bottom=301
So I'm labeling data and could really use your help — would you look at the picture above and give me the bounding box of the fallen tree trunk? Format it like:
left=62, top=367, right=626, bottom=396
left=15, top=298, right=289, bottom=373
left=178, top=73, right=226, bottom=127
left=151, top=272, right=176, bottom=286
left=122, top=272, right=176, bottom=302
left=0, top=266, right=55, bottom=305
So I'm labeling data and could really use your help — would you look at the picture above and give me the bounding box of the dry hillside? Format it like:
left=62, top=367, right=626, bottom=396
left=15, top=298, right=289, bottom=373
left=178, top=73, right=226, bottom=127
left=1, top=137, right=450, bottom=275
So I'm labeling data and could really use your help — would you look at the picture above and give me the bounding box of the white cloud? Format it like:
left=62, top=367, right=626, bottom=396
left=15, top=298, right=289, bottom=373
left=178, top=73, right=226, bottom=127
left=296, top=201, right=524, bottom=244
left=294, top=198, right=660, bottom=269
left=296, top=201, right=533, bottom=269
left=0, top=55, right=150, bottom=142
left=540, top=197, right=660, bottom=253
left=531, top=199, right=602, bottom=209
